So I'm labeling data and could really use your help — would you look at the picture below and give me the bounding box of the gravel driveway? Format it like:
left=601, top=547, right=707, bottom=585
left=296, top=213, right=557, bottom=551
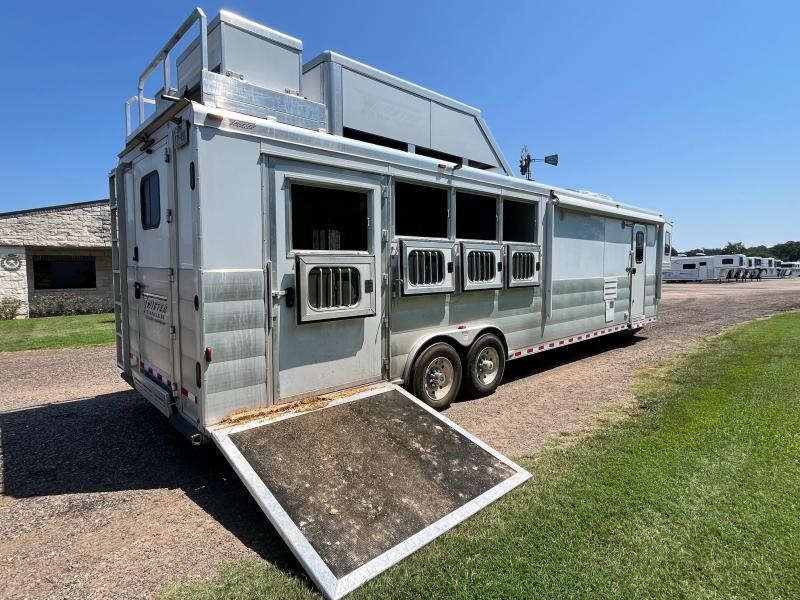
left=2, top=279, right=799, bottom=599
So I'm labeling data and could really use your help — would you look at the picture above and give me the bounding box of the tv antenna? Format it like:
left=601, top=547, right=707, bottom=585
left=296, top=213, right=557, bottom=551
left=519, top=145, right=559, bottom=181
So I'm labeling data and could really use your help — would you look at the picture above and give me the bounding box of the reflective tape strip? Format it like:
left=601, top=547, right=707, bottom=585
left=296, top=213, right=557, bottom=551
left=507, top=316, right=659, bottom=359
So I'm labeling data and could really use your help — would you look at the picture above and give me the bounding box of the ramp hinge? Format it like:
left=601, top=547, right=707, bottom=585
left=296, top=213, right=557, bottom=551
left=166, top=209, right=173, bottom=223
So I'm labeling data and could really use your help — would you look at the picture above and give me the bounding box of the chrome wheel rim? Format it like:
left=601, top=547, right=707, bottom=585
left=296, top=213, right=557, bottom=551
left=475, top=347, right=500, bottom=386
left=424, top=357, right=454, bottom=402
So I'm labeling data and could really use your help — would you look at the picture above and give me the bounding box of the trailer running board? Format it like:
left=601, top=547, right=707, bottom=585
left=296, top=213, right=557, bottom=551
left=209, top=383, right=530, bottom=599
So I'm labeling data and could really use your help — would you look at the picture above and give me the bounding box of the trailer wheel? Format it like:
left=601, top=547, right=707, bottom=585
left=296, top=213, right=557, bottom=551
left=463, top=333, right=506, bottom=398
left=411, top=342, right=462, bottom=410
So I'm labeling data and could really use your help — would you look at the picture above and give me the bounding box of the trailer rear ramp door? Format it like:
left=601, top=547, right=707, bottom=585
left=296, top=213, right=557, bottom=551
left=209, top=383, right=530, bottom=599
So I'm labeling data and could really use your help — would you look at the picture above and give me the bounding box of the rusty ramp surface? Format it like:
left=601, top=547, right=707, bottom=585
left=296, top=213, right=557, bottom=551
left=209, top=384, right=530, bottom=599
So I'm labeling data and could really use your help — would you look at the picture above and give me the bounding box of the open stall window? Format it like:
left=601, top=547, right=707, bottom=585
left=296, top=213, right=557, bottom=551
left=502, top=199, right=537, bottom=243
left=456, top=192, right=497, bottom=241
left=395, top=182, right=448, bottom=238
left=291, top=184, right=368, bottom=251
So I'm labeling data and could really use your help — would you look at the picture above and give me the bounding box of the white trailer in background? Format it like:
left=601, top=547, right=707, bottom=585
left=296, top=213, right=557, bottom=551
left=663, top=254, right=746, bottom=282
left=779, top=261, right=800, bottom=277
left=110, top=8, right=666, bottom=598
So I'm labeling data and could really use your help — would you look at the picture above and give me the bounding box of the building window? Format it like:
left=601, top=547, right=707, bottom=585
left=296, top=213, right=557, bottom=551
left=33, top=255, right=96, bottom=289
left=291, top=184, right=368, bottom=251
left=395, top=182, right=448, bottom=238
left=503, top=199, right=537, bottom=243
left=140, top=171, right=161, bottom=230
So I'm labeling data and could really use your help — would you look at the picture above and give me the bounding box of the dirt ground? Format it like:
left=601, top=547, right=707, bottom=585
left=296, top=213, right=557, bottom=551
left=1, top=279, right=799, bottom=599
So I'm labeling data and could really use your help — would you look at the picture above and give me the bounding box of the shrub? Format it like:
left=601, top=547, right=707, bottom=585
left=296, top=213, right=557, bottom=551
left=0, top=296, right=23, bottom=320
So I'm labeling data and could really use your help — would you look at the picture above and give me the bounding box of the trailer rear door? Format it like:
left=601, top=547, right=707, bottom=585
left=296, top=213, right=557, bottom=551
left=210, top=383, right=530, bottom=599
left=129, top=136, right=177, bottom=413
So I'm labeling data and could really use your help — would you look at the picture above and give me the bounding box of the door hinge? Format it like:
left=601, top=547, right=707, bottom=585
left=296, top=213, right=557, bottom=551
left=382, top=186, right=389, bottom=200
left=383, top=357, right=390, bottom=369
left=168, top=267, right=175, bottom=283
left=166, top=208, right=173, bottom=223
left=170, top=325, right=176, bottom=338
left=164, top=147, right=171, bottom=163
left=382, top=229, right=389, bottom=243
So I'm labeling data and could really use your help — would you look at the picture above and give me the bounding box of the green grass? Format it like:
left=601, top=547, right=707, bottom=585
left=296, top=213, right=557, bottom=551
left=159, top=313, right=800, bottom=600
left=0, top=313, right=116, bottom=351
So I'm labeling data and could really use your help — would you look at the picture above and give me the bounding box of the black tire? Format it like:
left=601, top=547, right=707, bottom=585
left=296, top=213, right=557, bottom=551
left=411, top=342, right=462, bottom=410
left=463, top=333, right=506, bottom=398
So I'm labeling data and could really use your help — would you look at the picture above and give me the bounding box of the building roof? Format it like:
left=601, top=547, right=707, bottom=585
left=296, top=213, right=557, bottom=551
left=0, top=199, right=109, bottom=219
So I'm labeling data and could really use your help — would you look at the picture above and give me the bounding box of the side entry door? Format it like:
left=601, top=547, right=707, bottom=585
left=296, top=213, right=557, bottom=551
left=270, top=159, right=386, bottom=401
left=629, top=224, right=646, bottom=320
left=129, top=137, right=176, bottom=413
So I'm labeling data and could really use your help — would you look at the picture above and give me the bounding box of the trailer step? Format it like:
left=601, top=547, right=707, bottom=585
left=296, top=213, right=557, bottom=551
left=209, top=383, right=530, bottom=599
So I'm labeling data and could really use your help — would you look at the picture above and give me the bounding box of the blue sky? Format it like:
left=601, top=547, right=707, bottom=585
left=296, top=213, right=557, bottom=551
left=1, top=1, right=797, bottom=249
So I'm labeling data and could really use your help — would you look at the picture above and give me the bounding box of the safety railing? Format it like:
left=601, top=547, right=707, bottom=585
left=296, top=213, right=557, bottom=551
left=125, top=7, right=208, bottom=136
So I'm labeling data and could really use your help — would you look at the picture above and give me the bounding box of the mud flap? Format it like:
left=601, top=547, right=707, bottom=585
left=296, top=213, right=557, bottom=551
left=209, top=383, right=530, bottom=599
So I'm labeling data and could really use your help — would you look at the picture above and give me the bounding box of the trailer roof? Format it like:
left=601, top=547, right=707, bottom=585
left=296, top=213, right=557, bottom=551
left=185, top=102, right=665, bottom=224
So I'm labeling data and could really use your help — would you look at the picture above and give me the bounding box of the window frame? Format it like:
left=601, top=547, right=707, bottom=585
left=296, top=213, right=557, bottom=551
left=454, top=190, right=499, bottom=242
left=393, top=179, right=451, bottom=241
left=635, top=230, right=645, bottom=264
left=501, top=197, right=539, bottom=244
left=285, top=177, right=375, bottom=257
left=140, top=170, right=161, bottom=230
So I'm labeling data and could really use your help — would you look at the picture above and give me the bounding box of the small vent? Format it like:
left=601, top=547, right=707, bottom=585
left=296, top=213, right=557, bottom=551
left=467, top=251, right=496, bottom=283
left=308, top=267, right=360, bottom=310
left=511, top=251, right=536, bottom=280
left=408, top=250, right=445, bottom=286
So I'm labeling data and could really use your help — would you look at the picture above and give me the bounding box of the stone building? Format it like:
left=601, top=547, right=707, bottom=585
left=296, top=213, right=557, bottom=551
left=0, top=200, right=112, bottom=318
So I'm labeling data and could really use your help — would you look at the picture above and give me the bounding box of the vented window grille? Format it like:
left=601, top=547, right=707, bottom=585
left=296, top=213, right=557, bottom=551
left=308, top=267, right=360, bottom=310
left=511, top=251, right=536, bottom=280
left=467, top=251, right=496, bottom=283
left=408, top=250, right=445, bottom=286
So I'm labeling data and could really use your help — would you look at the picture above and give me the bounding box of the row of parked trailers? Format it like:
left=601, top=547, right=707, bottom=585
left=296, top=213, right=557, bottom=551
left=664, top=254, right=800, bottom=283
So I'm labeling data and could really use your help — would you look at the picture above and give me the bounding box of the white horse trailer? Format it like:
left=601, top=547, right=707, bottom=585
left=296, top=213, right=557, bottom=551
left=110, top=9, right=665, bottom=598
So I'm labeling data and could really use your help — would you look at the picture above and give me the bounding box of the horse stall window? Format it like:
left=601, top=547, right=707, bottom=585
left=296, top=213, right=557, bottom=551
left=395, top=182, right=448, bottom=238
left=456, top=192, right=497, bottom=240
left=683, top=263, right=697, bottom=270
left=291, top=184, right=368, bottom=251
left=502, top=199, right=537, bottom=243
left=33, top=255, right=96, bottom=289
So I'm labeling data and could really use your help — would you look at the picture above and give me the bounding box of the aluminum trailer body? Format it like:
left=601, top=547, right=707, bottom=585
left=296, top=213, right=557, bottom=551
left=110, top=8, right=665, bottom=596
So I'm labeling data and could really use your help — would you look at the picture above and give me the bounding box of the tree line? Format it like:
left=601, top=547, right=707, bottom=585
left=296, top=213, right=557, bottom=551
left=675, top=241, right=800, bottom=262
